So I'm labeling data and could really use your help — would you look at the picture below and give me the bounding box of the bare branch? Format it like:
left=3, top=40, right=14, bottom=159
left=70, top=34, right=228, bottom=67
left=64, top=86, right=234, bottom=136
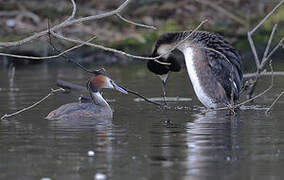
left=262, top=24, right=277, bottom=65
left=57, top=79, right=164, bottom=107
left=116, top=13, right=156, bottom=30
left=0, top=35, right=96, bottom=60
left=247, top=32, right=260, bottom=68
left=66, top=0, right=76, bottom=22
left=244, top=71, right=284, bottom=78
left=50, top=31, right=155, bottom=60
left=1, top=88, right=66, bottom=120
left=0, top=19, right=206, bottom=66
left=249, top=0, right=284, bottom=34
left=157, top=19, right=208, bottom=59
left=247, top=0, right=284, bottom=69
left=265, top=37, right=284, bottom=61
left=49, top=19, right=207, bottom=64
left=197, top=0, right=247, bottom=26
left=266, top=91, right=284, bottom=114
left=0, top=0, right=132, bottom=48
left=246, top=0, right=284, bottom=99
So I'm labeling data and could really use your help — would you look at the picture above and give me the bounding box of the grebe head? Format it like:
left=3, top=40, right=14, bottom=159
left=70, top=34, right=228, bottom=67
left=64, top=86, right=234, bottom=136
left=147, top=46, right=181, bottom=85
left=89, top=70, right=128, bottom=94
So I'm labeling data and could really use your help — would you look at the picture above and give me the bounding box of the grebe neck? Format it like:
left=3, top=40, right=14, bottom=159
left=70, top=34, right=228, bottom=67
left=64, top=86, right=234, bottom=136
left=182, top=46, right=217, bottom=108
left=92, top=92, right=110, bottom=107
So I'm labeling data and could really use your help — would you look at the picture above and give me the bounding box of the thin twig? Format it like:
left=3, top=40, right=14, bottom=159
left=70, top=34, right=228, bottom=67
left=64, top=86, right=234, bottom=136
left=249, top=0, right=284, bottom=34
left=57, top=79, right=164, bottom=107
left=244, top=71, right=284, bottom=78
left=116, top=13, right=156, bottom=30
left=157, top=19, right=208, bottom=59
left=66, top=0, right=76, bottom=22
left=262, top=24, right=278, bottom=64
left=0, top=36, right=96, bottom=60
left=50, top=31, right=155, bottom=60
left=0, top=19, right=207, bottom=67
left=1, top=88, right=66, bottom=119
left=45, top=30, right=165, bottom=107
left=266, top=91, right=284, bottom=114
left=265, top=37, right=284, bottom=61
left=121, top=86, right=164, bottom=106
left=247, top=25, right=277, bottom=98
left=50, top=19, right=207, bottom=64
left=197, top=0, right=247, bottom=26
left=47, top=30, right=98, bottom=74
left=248, top=32, right=260, bottom=68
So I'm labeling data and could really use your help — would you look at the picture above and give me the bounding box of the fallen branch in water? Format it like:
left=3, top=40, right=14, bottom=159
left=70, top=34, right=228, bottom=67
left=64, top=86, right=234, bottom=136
left=1, top=88, right=65, bottom=120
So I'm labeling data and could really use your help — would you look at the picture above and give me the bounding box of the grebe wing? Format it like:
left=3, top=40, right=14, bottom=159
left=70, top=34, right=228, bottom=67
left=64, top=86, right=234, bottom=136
left=46, top=103, right=103, bottom=120
left=206, top=48, right=242, bottom=100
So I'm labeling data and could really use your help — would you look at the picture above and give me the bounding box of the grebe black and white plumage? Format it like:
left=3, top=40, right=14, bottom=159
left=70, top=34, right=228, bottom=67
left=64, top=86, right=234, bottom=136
left=147, top=31, right=243, bottom=108
left=46, top=71, right=128, bottom=120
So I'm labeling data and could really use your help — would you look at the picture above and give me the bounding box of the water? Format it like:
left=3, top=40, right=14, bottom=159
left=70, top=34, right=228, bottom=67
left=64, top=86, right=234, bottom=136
left=1, top=63, right=284, bottom=180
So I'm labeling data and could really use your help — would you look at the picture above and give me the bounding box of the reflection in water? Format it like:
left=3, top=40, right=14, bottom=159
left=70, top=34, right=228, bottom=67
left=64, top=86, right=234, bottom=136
left=185, top=111, right=240, bottom=178
left=148, top=110, right=241, bottom=179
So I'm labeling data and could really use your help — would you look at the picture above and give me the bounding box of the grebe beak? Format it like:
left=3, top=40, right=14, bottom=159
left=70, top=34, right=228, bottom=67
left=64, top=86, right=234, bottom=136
left=158, top=74, right=168, bottom=85
left=158, top=74, right=168, bottom=104
left=111, top=81, right=128, bottom=94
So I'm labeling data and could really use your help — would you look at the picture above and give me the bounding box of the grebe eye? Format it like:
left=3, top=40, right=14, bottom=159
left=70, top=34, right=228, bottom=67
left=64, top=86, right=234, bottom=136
left=110, top=80, right=114, bottom=86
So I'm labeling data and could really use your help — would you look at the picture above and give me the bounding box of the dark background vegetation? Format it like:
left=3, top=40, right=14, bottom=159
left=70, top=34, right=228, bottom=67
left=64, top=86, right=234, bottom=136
left=0, top=0, right=283, bottom=66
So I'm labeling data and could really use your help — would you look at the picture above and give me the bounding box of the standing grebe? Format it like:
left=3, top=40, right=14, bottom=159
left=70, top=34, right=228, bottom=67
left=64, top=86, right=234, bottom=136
left=147, top=31, right=243, bottom=108
left=46, top=71, right=128, bottom=120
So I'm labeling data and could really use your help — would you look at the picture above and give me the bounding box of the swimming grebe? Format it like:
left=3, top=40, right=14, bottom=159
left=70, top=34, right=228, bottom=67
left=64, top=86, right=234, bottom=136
left=147, top=31, right=243, bottom=108
left=46, top=71, right=128, bottom=120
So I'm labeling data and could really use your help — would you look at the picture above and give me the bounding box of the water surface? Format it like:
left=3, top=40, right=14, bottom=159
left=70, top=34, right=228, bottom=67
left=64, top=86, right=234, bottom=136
left=1, top=63, right=284, bottom=180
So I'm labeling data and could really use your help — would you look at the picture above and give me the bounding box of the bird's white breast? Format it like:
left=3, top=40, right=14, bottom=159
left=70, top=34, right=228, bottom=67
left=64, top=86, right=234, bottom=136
left=184, top=47, right=216, bottom=108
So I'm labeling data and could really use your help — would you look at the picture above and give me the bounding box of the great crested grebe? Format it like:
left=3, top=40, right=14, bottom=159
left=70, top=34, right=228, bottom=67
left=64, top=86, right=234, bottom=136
left=147, top=31, right=243, bottom=108
left=46, top=71, right=128, bottom=120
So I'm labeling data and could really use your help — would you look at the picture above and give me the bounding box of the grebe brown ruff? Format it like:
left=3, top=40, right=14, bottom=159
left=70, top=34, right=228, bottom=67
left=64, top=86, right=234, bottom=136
left=46, top=71, right=128, bottom=120
left=147, top=31, right=243, bottom=108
